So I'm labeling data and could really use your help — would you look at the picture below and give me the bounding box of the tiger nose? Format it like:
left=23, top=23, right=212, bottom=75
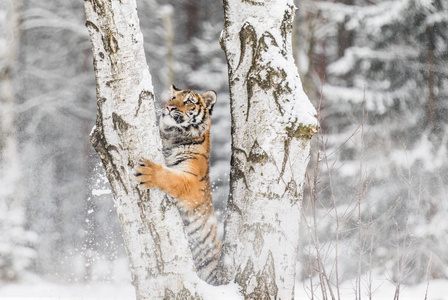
left=166, top=105, right=177, bottom=111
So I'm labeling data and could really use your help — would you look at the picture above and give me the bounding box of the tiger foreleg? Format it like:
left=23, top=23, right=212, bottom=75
left=135, top=158, right=162, bottom=189
left=135, top=158, right=198, bottom=209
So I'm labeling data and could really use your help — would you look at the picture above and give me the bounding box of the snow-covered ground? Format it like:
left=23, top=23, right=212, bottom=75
left=296, top=278, right=448, bottom=300
left=0, top=277, right=447, bottom=299
left=0, top=273, right=242, bottom=300
left=0, top=280, right=135, bottom=299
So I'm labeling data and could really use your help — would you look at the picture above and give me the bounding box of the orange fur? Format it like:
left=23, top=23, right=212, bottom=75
left=136, top=142, right=211, bottom=210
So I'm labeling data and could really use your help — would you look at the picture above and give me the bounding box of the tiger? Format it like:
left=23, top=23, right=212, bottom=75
left=135, top=85, right=222, bottom=285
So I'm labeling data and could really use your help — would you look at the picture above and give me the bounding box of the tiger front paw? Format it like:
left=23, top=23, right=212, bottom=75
left=134, top=157, right=160, bottom=189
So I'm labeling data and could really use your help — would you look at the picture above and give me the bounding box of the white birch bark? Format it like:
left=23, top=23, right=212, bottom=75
left=220, top=0, right=318, bottom=298
left=83, top=1, right=201, bottom=298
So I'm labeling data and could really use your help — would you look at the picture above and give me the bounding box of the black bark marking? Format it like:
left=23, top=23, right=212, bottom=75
left=148, top=222, right=165, bottom=274
left=237, top=22, right=257, bottom=121
left=261, top=251, right=278, bottom=299
left=90, top=99, right=129, bottom=195
left=230, top=148, right=251, bottom=192
left=89, top=0, right=105, bottom=15
left=164, top=289, right=176, bottom=300
left=164, top=286, right=200, bottom=300
left=233, top=147, right=248, bottom=159
left=246, top=32, right=291, bottom=119
left=226, top=198, right=243, bottom=216
left=85, top=20, right=100, bottom=33
left=135, top=89, right=153, bottom=116
left=243, top=0, right=265, bottom=5
left=246, top=77, right=255, bottom=122
left=232, top=163, right=250, bottom=191
left=237, top=22, right=257, bottom=71
left=235, top=259, right=255, bottom=293
left=279, top=136, right=290, bottom=180
left=236, top=252, right=279, bottom=299
left=248, top=140, right=268, bottom=165
left=112, top=112, right=131, bottom=133
left=284, top=179, right=299, bottom=204
left=280, top=5, right=294, bottom=54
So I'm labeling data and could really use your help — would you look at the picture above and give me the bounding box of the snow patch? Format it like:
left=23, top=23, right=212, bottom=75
left=296, top=276, right=448, bottom=300
left=196, top=280, right=243, bottom=300
left=92, top=189, right=112, bottom=196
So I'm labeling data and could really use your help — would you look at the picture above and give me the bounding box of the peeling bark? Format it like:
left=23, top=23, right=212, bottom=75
left=83, top=0, right=200, bottom=298
left=221, top=0, right=317, bottom=298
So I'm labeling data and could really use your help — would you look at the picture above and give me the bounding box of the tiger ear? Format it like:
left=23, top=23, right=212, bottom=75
left=170, top=85, right=181, bottom=97
left=202, top=90, right=217, bottom=109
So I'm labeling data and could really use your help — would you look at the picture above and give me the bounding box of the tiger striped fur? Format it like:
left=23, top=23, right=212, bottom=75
left=135, top=85, right=222, bottom=285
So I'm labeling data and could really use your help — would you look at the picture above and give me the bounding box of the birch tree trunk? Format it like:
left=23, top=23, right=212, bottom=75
left=83, top=1, right=200, bottom=298
left=220, top=0, right=318, bottom=298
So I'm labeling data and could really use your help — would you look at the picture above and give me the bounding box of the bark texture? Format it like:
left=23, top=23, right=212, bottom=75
left=83, top=1, right=200, bottom=299
left=220, top=0, right=317, bottom=298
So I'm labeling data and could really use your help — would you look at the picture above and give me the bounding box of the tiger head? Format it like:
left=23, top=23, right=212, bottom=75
left=160, top=85, right=217, bottom=139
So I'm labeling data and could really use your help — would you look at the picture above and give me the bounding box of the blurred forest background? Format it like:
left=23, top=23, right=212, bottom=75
left=1, top=0, right=447, bottom=292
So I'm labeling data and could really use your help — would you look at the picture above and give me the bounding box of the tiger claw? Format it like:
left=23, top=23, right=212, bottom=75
left=138, top=157, right=147, bottom=166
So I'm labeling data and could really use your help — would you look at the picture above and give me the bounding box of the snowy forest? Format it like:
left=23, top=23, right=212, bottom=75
left=1, top=0, right=447, bottom=299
